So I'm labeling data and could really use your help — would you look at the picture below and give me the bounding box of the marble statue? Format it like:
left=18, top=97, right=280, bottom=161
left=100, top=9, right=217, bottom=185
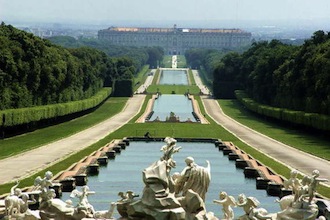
left=70, top=185, right=96, bottom=215
left=93, top=202, right=117, bottom=219
left=4, top=139, right=329, bottom=220
left=300, top=170, right=328, bottom=203
left=34, top=171, right=54, bottom=202
left=213, top=191, right=236, bottom=220
left=117, top=137, right=214, bottom=220
left=160, top=136, right=182, bottom=169
left=34, top=171, right=90, bottom=219
left=236, top=194, right=272, bottom=220
left=175, top=156, right=211, bottom=201
left=283, top=169, right=301, bottom=201
left=276, top=169, right=326, bottom=220
left=4, top=181, right=38, bottom=219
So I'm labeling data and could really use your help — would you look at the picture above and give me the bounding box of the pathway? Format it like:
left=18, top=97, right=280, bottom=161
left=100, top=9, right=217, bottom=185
left=1, top=68, right=330, bottom=186
left=0, top=94, right=146, bottom=185
left=191, top=70, right=330, bottom=183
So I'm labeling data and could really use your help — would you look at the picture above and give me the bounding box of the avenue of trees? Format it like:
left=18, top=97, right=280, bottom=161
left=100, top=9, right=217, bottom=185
left=190, top=31, right=330, bottom=117
left=0, top=23, right=164, bottom=134
left=0, top=23, right=133, bottom=110
left=48, top=36, right=164, bottom=72
left=0, top=23, right=164, bottom=111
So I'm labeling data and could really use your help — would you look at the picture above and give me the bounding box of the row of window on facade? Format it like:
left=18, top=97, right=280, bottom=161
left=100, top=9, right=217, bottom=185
left=99, top=34, right=249, bottom=42
left=102, top=36, right=249, bottom=44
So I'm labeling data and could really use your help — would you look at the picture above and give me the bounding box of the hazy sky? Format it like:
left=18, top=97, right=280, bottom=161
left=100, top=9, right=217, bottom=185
left=1, top=0, right=330, bottom=27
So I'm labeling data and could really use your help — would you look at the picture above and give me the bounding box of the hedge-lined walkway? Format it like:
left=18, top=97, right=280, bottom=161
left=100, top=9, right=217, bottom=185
left=0, top=95, right=146, bottom=185
left=201, top=95, right=330, bottom=184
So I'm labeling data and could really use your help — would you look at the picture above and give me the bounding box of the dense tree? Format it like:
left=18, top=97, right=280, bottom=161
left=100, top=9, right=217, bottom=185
left=48, top=36, right=164, bottom=73
left=0, top=23, right=136, bottom=110
left=146, top=46, right=164, bottom=68
left=209, top=30, right=330, bottom=115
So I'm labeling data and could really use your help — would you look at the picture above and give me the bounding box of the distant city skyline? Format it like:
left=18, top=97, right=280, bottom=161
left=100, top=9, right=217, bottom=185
left=1, top=0, right=330, bottom=30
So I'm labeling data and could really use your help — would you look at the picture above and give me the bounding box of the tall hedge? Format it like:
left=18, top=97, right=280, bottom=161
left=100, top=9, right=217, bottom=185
left=235, top=90, right=330, bottom=131
left=0, top=88, right=111, bottom=127
left=112, top=80, right=133, bottom=97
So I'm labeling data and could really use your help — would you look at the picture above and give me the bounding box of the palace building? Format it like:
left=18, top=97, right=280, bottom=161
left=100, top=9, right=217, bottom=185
left=98, top=25, right=252, bottom=55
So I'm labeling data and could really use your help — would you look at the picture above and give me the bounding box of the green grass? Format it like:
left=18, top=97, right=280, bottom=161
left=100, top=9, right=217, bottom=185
left=0, top=97, right=128, bottom=160
left=151, top=69, right=160, bottom=85
left=218, top=99, right=330, bottom=197
left=1, top=90, right=330, bottom=198
left=176, top=55, right=187, bottom=68
left=133, top=65, right=150, bottom=91
left=160, top=55, right=172, bottom=68
left=147, top=85, right=200, bottom=94
left=218, top=99, right=330, bottom=161
left=160, top=55, right=187, bottom=68
left=188, top=69, right=196, bottom=85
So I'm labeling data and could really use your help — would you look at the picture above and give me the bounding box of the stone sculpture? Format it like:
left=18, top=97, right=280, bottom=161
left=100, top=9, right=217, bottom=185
left=70, top=185, right=95, bottom=215
left=4, top=181, right=38, bottom=219
left=213, top=191, right=236, bottom=220
left=236, top=193, right=273, bottom=220
left=93, top=202, right=117, bottom=219
left=33, top=171, right=54, bottom=202
left=3, top=139, right=329, bottom=220
left=117, top=137, right=213, bottom=220
left=175, top=156, right=211, bottom=201
left=283, top=169, right=301, bottom=201
left=277, top=169, right=327, bottom=220
left=35, top=171, right=90, bottom=219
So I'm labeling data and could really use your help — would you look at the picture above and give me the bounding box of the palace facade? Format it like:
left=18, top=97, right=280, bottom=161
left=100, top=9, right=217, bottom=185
left=98, top=25, right=251, bottom=55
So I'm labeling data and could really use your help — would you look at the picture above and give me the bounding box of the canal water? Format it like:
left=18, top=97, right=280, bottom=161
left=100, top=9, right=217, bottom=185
left=62, top=141, right=280, bottom=218
left=149, top=94, right=196, bottom=122
left=159, top=69, right=188, bottom=85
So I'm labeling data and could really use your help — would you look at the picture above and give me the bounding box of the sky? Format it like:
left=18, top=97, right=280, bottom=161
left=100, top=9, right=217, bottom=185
left=1, top=0, right=330, bottom=28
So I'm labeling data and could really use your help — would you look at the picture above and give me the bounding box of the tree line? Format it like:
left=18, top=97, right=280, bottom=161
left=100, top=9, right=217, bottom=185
left=0, top=23, right=163, bottom=110
left=188, top=31, right=330, bottom=116
left=48, top=36, right=164, bottom=72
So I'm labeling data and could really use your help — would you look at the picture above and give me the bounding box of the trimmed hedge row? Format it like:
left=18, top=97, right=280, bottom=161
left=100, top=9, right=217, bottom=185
left=0, top=87, right=112, bottom=127
left=113, top=80, right=133, bottom=97
left=235, top=90, right=330, bottom=131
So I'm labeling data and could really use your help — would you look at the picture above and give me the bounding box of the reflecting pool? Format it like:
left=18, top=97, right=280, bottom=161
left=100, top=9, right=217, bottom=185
left=149, top=94, right=196, bottom=122
left=159, top=69, right=188, bottom=85
left=62, top=141, right=280, bottom=218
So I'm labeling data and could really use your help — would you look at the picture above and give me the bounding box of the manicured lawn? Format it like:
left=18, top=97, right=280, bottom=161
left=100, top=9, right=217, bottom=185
left=177, top=55, right=187, bottom=68
left=160, top=55, right=187, bottom=68
left=160, top=55, right=172, bottom=68
left=133, top=65, right=150, bottom=91
left=1, top=91, right=330, bottom=198
left=218, top=99, right=330, bottom=161
left=218, top=99, right=330, bottom=197
left=188, top=69, right=196, bottom=85
left=1, top=95, right=330, bottom=198
left=0, top=97, right=128, bottom=160
left=147, top=85, right=200, bottom=94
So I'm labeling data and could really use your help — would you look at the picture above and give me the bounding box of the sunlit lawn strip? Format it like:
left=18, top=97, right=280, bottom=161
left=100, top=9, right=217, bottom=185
left=218, top=99, right=330, bottom=197
left=133, top=65, right=150, bottom=91
left=147, top=85, right=200, bottom=94
left=151, top=69, right=160, bottom=85
left=1, top=95, right=329, bottom=198
left=177, top=55, right=187, bottom=68
left=218, top=99, right=330, bottom=161
left=0, top=98, right=128, bottom=160
left=160, top=55, right=172, bottom=68
left=188, top=69, right=196, bottom=85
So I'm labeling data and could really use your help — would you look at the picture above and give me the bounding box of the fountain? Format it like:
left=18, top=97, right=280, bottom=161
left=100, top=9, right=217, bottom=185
left=1, top=137, right=327, bottom=219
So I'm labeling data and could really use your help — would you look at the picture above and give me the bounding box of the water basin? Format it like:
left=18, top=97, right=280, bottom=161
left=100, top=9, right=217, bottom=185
left=159, top=69, right=188, bottom=85
left=62, top=141, right=280, bottom=218
left=149, top=94, right=196, bottom=122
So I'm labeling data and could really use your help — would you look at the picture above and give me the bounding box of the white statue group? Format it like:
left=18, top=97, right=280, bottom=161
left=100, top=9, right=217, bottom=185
left=211, top=168, right=328, bottom=220
left=3, top=137, right=328, bottom=220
